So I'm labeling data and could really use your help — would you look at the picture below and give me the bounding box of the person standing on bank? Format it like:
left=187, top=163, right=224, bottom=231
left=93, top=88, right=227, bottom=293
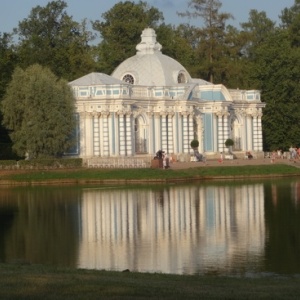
left=219, top=152, right=223, bottom=163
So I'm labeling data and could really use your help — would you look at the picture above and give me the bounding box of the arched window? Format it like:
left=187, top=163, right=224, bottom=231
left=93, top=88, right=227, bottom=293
left=177, top=72, right=186, bottom=83
left=134, top=116, right=147, bottom=153
left=122, top=74, right=134, bottom=84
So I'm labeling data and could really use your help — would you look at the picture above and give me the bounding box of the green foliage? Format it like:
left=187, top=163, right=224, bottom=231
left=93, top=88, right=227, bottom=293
left=155, top=24, right=195, bottom=72
left=2, top=164, right=300, bottom=183
left=92, top=1, right=164, bottom=74
left=17, top=158, right=82, bottom=169
left=15, top=0, right=95, bottom=80
left=240, top=10, right=276, bottom=60
left=0, top=142, right=20, bottom=160
left=190, top=139, right=199, bottom=148
left=0, top=33, right=18, bottom=152
left=279, top=0, right=300, bottom=28
left=249, top=29, right=300, bottom=150
left=178, top=0, right=233, bottom=83
left=0, top=33, right=17, bottom=99
left=0, top=160, right=18, bottom=168
left=1, top=64, right=76, bottom=158
left=225, top=138, right=234, bottom=147
left=1, top=263, right=300, bottom=300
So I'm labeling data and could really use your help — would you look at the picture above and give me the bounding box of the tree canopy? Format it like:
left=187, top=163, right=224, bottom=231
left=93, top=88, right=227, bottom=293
left=1, top=64, right=75, bottom=158
left=250, top=30, right=300, bottom=150
left=14, top=0, right=95, bottom=81
left=92, top=1, right=164, bottom=74
left=178, top=0, right=233, bottom=83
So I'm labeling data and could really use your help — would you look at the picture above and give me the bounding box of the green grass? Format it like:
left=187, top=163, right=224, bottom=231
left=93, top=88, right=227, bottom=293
left=0, top=263, right=299, bottom=299
left=1, top=164, right=300, bottom=184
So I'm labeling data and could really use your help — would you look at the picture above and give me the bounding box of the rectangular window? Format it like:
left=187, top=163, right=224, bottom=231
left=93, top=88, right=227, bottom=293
left=204, top=113, right=213, bottom=151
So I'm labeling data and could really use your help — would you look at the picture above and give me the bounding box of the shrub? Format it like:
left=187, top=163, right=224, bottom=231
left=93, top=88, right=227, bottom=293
left=225, top=139, right=234, bottom=148
left=190, top=139, right=199, bottom=149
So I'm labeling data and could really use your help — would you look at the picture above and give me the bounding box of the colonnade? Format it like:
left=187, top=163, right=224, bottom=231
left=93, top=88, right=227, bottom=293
left=151, top=111, right=194, bottom=155
left=78, top=106, right=263, bottom=158
left=80, top=111, right=133, bottom=157
left=217, top=112, right=229, bottom=152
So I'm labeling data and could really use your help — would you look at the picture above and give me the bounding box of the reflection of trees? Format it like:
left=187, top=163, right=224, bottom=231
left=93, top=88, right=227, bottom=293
left=0, top=187, right=81, bottom=266
left=264, top=180, right=300, bottom=274
left=0, top=200, right=17, bottom=261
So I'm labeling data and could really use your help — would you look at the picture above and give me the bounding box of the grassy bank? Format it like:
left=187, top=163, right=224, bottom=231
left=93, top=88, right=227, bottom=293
left=1, top=164, right=300, bottom=185
left=1, top=263, right=300, bottom=300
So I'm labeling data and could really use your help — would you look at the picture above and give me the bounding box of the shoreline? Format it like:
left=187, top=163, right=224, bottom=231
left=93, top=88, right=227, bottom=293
left=0, top=158, right=299, bottom=186
left=1, top=263, right=300, bottom=299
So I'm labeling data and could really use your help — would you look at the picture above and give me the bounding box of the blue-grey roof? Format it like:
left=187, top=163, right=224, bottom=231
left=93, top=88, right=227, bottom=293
left=69, top=72, right=124, bottom=86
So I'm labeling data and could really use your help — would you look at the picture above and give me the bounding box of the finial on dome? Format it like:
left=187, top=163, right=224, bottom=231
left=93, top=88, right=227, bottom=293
left=136, top=28, right=162, bottom=55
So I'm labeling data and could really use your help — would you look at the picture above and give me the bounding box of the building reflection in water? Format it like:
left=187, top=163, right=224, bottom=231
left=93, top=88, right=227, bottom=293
left=78, top=184, right=265, bottom=275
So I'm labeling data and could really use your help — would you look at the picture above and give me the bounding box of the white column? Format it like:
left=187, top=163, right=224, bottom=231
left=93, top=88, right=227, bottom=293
left=85, top=113, right=94, bottom=157
left=148, top=112, right=154, bottom=155
left=161, top=113, right=168, bottom=152
left=252, top=115, right=259, bottom=151
left=93, top=113, right=100, bottom=156
left=154, top=113, right=161, bottom=151
left=79, top=112, right=86, bottom=157
left=223, top=113, right=229, bottom=146
left=196, top=116, right=203, bottom=154
left=119, top=113, right=126, bottom=156
left=217, top=113, right=224, bottom=152
left=188, top=114, right=194, bottom=154
left=173, top=112, right=181, bottom=154
left=257, top=114, right=263, bottom=151
left=125, top=113, right=132, bottom=156
left=182, top=113, right=189, bottom=153
left=102, top=112, right=110, bottom=156
left=246, top=115, right=253, bottom=151
left=168, top=114, right=174, bottom=154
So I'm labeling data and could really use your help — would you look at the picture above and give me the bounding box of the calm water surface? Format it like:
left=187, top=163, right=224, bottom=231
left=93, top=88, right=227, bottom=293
left=1, top=179, right=300, bottom=276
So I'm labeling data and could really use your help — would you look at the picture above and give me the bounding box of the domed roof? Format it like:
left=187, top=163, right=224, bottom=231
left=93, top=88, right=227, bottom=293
left=111, top=28, right=192, bottom=87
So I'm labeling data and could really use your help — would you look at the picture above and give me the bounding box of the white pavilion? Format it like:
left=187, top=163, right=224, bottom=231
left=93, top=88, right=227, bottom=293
left=68, top=28, right=265, bottom=165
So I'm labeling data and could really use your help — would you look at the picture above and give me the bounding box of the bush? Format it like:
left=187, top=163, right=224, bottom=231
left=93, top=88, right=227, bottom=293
left=225, top=139, right=234, bottom=148
left=190, top=139, right=199, bottom=149
left=0, top=160, right=18, bottom=169
left=17, top=158, right=83, bottom=169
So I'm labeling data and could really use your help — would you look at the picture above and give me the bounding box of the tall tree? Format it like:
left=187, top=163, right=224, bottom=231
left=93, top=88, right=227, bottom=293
left=240, top=10, right=276, bottom=61
left=14, top=0, right=95, bottom=80
left=279, top=0, right=300, bottom=29
left=0, top=33, right=17, bottom=100
left=92, top=1, right=164, bottom=74
left=1, top=64, right=75, bottom=158
left=155, top=24, right=196, bottom=75
left=280, top=0, right=300, bottom=48
left=216, top=25, right=251, bottom=89
left=178, top=0, right=233, bottom=83
left=249, top=30, right=300, bottom=150
left=0, top=32, right=18, bottom=158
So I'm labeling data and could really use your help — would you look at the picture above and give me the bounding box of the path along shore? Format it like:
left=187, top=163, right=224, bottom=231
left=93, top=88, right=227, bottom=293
left=169, top=156, right=300, bottom=169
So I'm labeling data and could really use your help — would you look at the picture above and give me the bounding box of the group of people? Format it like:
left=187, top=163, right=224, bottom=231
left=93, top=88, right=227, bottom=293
left=266, top=147, right=300, bottom=163
left=289, top=146, right=300, bottom=162
left=155, top=150, right=171, bottom=169
left=245, top=151, right=253, bottom=159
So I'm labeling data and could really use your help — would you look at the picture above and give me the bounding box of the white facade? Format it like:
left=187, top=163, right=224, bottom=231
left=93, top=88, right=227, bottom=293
left=68, top=28, right=265, bottom=161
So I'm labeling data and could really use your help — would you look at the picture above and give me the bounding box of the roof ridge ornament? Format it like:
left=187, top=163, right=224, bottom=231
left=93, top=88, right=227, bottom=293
left=136, top=28, right=162, bottom=55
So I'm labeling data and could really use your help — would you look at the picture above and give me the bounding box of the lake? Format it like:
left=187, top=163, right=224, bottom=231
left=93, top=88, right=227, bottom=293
left=1, top=178, right=300, bottom=276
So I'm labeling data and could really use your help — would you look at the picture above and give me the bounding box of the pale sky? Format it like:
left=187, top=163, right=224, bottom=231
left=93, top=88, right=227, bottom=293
left=0, top=0, right=296, bottom=35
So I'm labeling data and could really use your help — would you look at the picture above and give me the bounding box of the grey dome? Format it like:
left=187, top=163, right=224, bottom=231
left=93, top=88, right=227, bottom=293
left=111, top=28, right=192, bottom=87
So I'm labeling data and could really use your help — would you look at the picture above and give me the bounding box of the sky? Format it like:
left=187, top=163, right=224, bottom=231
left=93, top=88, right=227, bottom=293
left=0, top=0, right=296, bottom=36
